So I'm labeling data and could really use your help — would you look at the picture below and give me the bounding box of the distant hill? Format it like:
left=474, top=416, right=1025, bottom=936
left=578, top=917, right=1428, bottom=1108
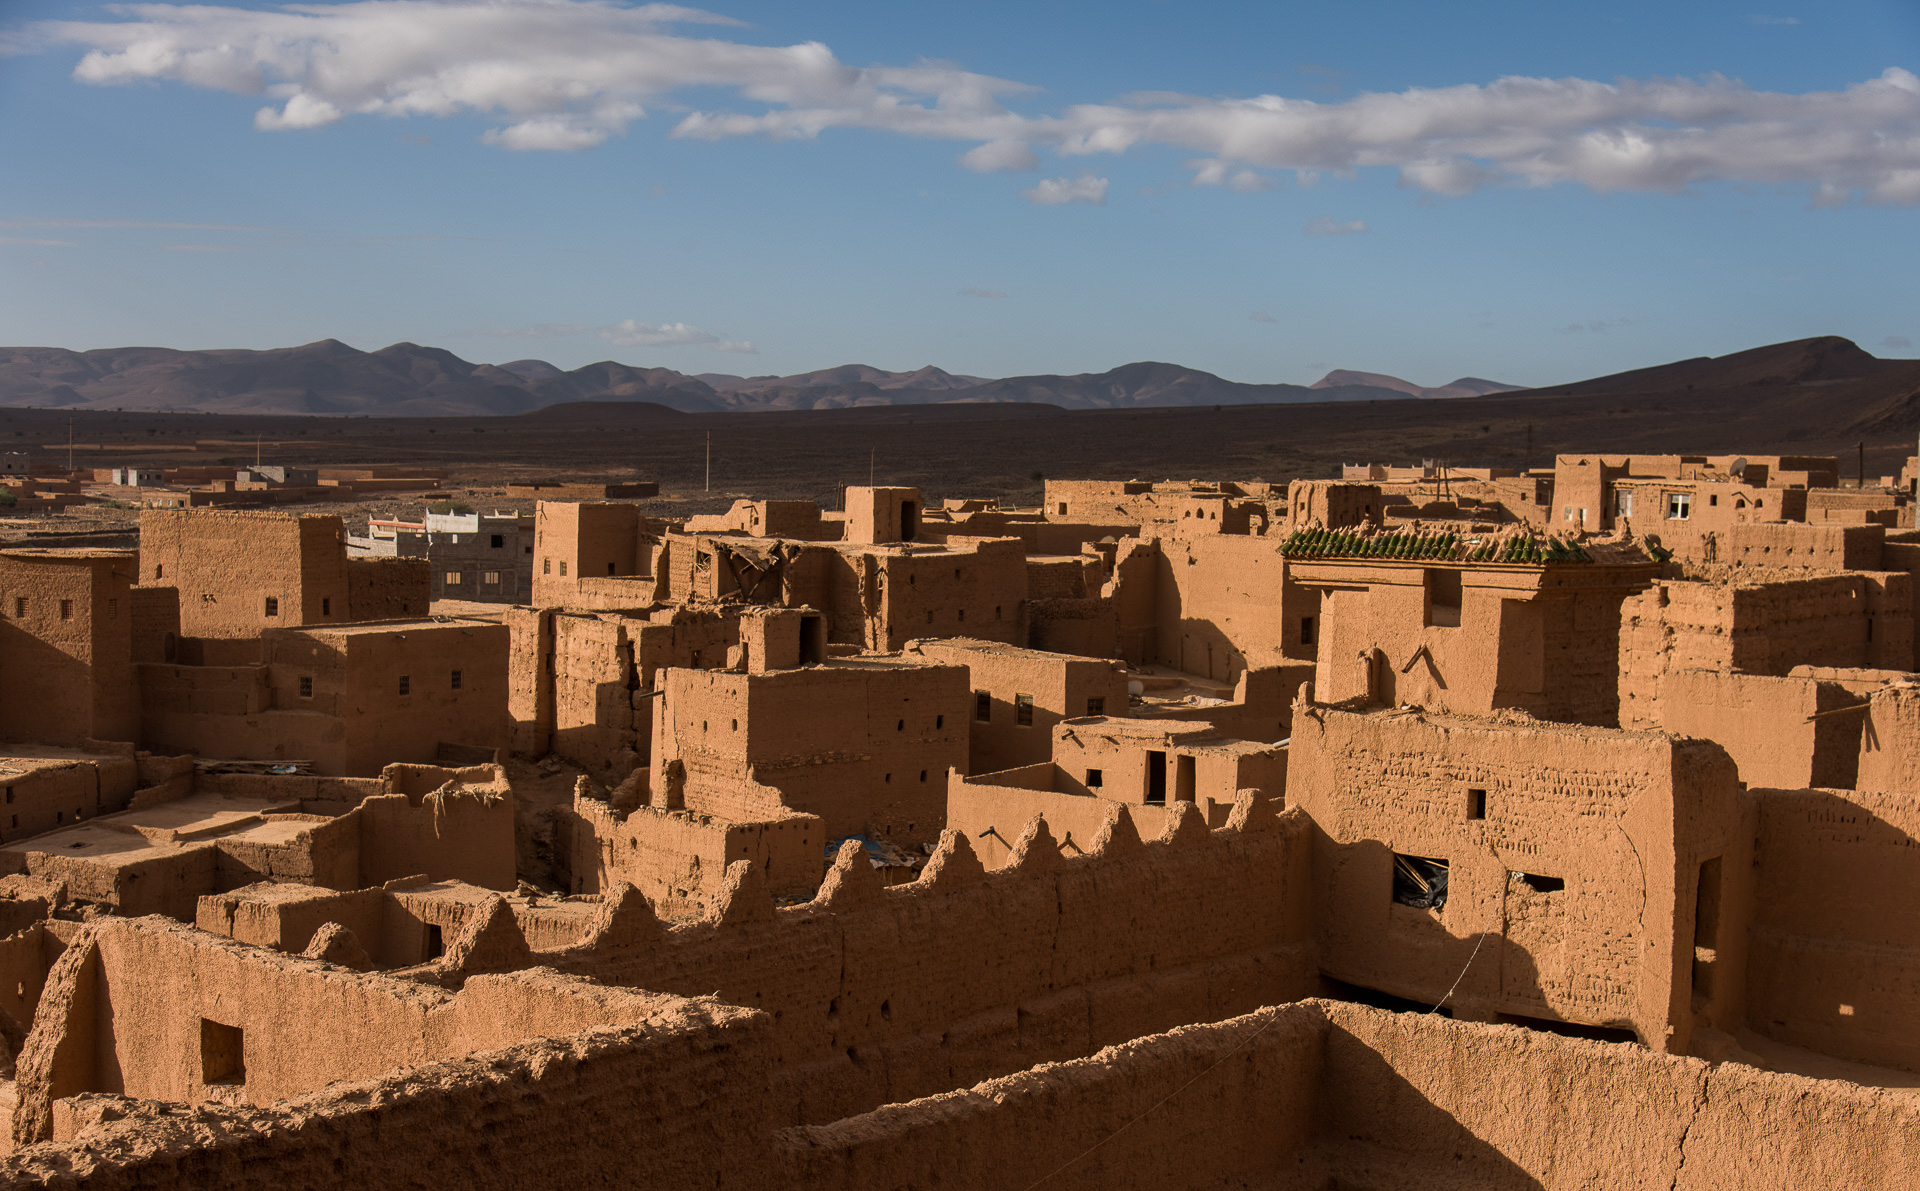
left=1310, top=369, right=1522, bottom=400
left=0, top=341, right=1451, bottom=416
left=7, top=336, right=1903, bottom=421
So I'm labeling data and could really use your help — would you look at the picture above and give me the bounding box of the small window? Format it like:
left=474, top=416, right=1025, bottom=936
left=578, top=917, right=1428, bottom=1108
left=298, top=675, right=313, bottom=699
left=483, top=571, right=501, bottom=585
left=321, top=597, right=331, bottom=616
left=1057, top=502, right=1068, bottom=514
left=398, top=675, right=411, bottom=696
left=490, top=534, right=504, bottom=548
left=926, top=611, right=934, bottom=624
left=1300, top=615, right=1316, bottom=646
left=3, top=787, right=11, bottom=805
left=155, top=563, right=164, bottom=580
left=424, top=924, right=444, bottom=960
left=935, top=714, right=944, bottom=729
left=200, top=1019, right=245, bottom=1086
left=1667, top=493, right=1692, bottom=520
left=543, top=559, right=551, bottom=575
left=1015, top=694, right=1034, bottom=726
left=108, top=599, right=117, bottom=619
left=1086, top=768, right=1104, bottom=788
left=896, top=718, right=905, bottom=732
left=975, top=691, right=991, bottom=722
left=1086, top=696, right=1105, bottom=716
left=919, top=770, right=927, bottom=782
left=1563, top=506, right=1575, bottom=522
left=450, top=669, right=463, bottom=690
left=1392, top=853, right=1449, bottom=909
left=263, top=596, right=278, bottom=617
left=445, top=572, right=462, bottom=586
left=1615, top=490, right=1634, bottom=518
left=1465, top=788, right=1486, bottom=820
left=957, top=608, right=966, bottom=622
left=1517, top=872, right=1564, bottom=894
left=559, top=561, right=567, bottom=576
left=607, top=562, right=615, bottom=575
left=58, top=600, right=72, bottom=620
left=995, top=605, right=1002, bottom=619
left=11, top=597, right=22, bottom=618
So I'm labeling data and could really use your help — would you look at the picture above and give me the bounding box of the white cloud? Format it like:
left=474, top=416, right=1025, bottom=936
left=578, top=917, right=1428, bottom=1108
left=1024, top=174, right=1108, bottom=205
left=958, top=287, right=1006, bottom=298
left=1305, top=216, right=1367, bottom=237
left=0, top=236, right=77, bottom=247
left=30, top=3, right=1920, bottom=205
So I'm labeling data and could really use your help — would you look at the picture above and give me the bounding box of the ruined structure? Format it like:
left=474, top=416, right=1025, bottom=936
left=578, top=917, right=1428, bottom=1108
left=0, top=463, right=1918, bottom=1188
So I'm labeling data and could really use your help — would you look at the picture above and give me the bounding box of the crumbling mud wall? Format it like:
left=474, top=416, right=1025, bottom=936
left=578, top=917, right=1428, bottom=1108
left=549, top=799, right=1314, bottom=1128
left=3, top=957, right=769, bottom=1189
left=1857, top=683, right=1920, bottom=793
left=1287, top=703, right=1751, bottom=1053
left=342, top=555, right=429, bottom=620
left=570, top=793, right=823, bottom=913
left=357, top=765, right=516, bottom=890
left=1746, top=785, right=1920, bottom=1072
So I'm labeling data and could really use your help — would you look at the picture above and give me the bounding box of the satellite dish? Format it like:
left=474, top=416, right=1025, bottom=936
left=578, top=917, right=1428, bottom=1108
left=1729, top=457, right=1748, bottom=479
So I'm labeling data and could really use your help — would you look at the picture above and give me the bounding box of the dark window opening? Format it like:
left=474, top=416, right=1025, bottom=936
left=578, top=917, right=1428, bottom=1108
left=1426, top=569, right=1462, bottom=628
left=58, top=600, right=73, bottom=620
left=264, top=597, right=278, bottom=617
left=1014, top=694, right=1034, bottom=726
left=1695, top=857, right=1722, bottom=950
left=1085, top=696, right=1105, bottom=716
left=1392, top=853, right=1449, bottom=909
left=901, top=501, right=919, bottom=542
left=935, top=714, right=944, bottom=729
left=1174, top=754, right=1196, bottom=802
left=1300, top=615, right=1316, bottom=646
left=1146, top=750, right=1167, bottom=804
left=201, top=1019, right=245, bottom=1085
left=424, top=924, right=444, bottom=960
left=800, top=615, right=827, bottom=664
left=919, top=770, right=927, bottom=782
left=975, top=691, right=991, bottom=722
left=398, top=675, right=411, bottom=696
left=896, top=718, right=905, bottom=732
left=491, top=534, right=504, bottom=548
left=1517, top=872, right=1563, bottom=894
left=298, top=676, right=313, bottom=699
left=321, top=597, right=330, bottom=616
left=1465, top=788, right=1487, bottom=820
left=1086, top=768, right=1104, bottom=788
left=607, top=562, right=616, bottom=575
left=451, top=670, right=463, bottom=690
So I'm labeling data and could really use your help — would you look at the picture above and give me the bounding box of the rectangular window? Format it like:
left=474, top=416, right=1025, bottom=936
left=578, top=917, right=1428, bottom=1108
left=543, top=559, right=551, bottom=575
left=1146, top=750, right=1167, bottom=804
left=1563, top=506, right=1575, bottom=521
left=1086, top=768, right=1104, bottom=788
left=1709, top=494, right=1719, bottom=507
left=1085, top=696, right=1105, bottom=716
left=1391, top=853, right=1450, bottom=909
left=200, top=1019, right=245, bottom=1086
left=58, top=600, right=72, bottom=620
left=559, top=560, right=567, bottom=576
left=321, top=597, right=330, bottom=616
left=1014, top=694, right=1034, bottom=726
left=298, top=676, right=313, bottom=699
left=1465, top=788, right=1486, bottom=820
left=1615, top=490, right=1634, bottom=518
left=975, top=691, right=992, bottom=722
left=451, top=669, right=463, bottom=690
left=108, top=599, right=117, bottom=619
left=490, top=534, right=504, bottom=548
left=957, top=608, right=966, bottom=622
left=445, top=572, right=462, bottom=586
left=1667, top=492, right=1692, bottom=520
left=1518, top=873, right=1564, bottom=893
left=263, top=596, right=278, bottom=617
left=155, top=563, right=164, bottom=580
left=483, top=571, right=501, bottom=585
left=398, top=675, right=411, bottom=696
left=1426, top=569, right=1462, bottom=628
left=12, top=597, right=23, bottom=618
left=1300, top=615, right=1316, bottom=646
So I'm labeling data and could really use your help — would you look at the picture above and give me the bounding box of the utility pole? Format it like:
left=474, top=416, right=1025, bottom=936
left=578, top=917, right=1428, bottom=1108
left=66, top=415, right=73, bottom=475
left=256, top=433, right=262, bottom=469
left=704, top=431, right=711, bottom=494
left=869, top=447, right=875, bottom=488
left=1859, top=441, right=1867, bottom=490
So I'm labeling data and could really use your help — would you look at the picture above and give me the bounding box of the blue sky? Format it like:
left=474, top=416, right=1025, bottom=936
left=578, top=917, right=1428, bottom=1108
left=1, top=0, right=1916, bottom=387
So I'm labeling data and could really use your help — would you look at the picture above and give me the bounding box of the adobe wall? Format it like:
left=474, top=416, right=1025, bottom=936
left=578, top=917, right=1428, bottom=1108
left=322, top=623, right=511, bottom=776
left=1109, top=535, right=1312, bottom=679
left=10, top=916, right=734, bottom=1144
left=569, top=794, right=823, bottom=912
left=1286, top=478, right=1383, bottom=532
left=655, top=662, right=969, bottom=844
left=1745, top=785, right=1920, bottom=1071
left=779, top=1003, right=1322, bottom=1191
left=139, top=510, right=349, bottom=639
left=0, top=754, right=140, bottom=846
left=1655, top=670, right=1863, bottom=789
left=0, top=552, right=137, bottom=746
left=872, top=539, right=1027, bottom=651
left=1856, top=684, right=1920, bottom=793
left=356, top=774, right=516, bottom=891
left=129, top=583, right=180, bottom=664
left=550, top=801, right=1315, bottom=1127
left=1620, top=573, right=1913, bottom=728
left=1287, top=704, right=1750, bottom=1052
left=342, top=556, right=428, bottom=620
left=948, top=777, right=1174, bottom=866
left=530, top=501, right=662, bottom=609
left=909, top=639, right=1130, bottom=774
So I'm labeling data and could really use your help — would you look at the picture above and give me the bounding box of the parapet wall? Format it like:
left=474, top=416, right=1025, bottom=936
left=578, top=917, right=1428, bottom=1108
left=549, top=799, right=1314, bottom=1127
left=571, top=793, right=824, bottom=913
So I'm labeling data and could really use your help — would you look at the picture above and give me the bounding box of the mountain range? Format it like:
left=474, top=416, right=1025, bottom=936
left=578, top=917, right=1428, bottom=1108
left=0, top=340, right=1520, bottom=417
